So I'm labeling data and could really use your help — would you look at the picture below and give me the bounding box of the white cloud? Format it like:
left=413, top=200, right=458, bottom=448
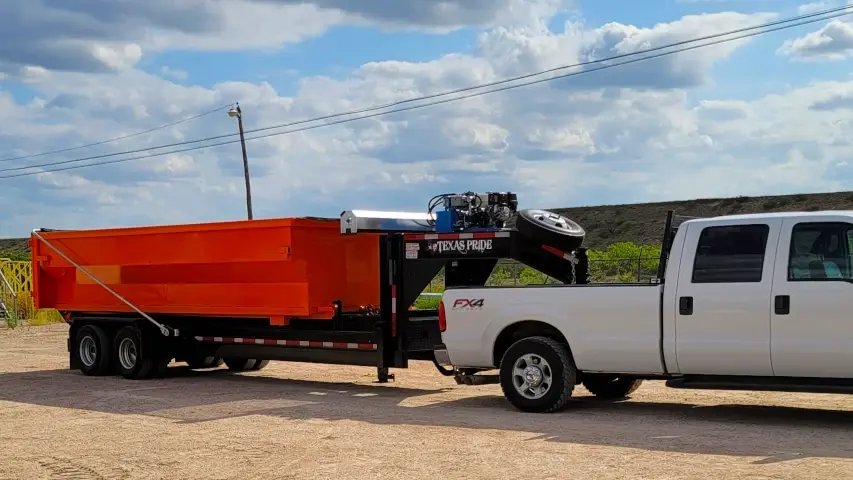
left=159, top=66, right=188, bottom=81
left=798, top=1, right=836, bottom=14
left=3, top=8, right=853, bottom=237
left=0, top=0, right=568, bottom=75
left=779, top=18, right=853, bottom=60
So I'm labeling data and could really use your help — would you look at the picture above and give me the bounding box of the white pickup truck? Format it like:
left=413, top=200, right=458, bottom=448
left=434, top=210, right=853, bottom=413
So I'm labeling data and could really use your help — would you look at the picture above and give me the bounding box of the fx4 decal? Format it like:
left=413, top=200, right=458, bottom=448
left=451, top=298, right=485, bottom=310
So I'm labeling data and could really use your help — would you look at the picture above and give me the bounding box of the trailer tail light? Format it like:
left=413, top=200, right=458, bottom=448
left=438, top=300, right=447, bottom=332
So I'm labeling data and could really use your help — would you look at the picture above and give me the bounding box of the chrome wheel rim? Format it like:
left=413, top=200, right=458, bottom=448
left=118, top=337, right=138, bottom=370
left=79, top=336, right=97, bottom=367
left=528, top=209, right=576, bottom=233
left=512, top=353, right=553, bottom=400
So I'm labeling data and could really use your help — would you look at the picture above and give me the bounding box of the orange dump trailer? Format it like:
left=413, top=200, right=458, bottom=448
left=30, top=207, right=574, bottom=385
left=32, top=217, right=381, bottom=321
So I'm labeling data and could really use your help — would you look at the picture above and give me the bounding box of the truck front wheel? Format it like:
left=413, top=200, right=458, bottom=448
left=582, top=374, right=643, bottom=399
left=499, top=336, right=577, bottom=413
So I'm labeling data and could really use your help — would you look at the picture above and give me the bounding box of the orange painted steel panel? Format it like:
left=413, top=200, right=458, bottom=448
left=31, top=217, right=380, bottom=320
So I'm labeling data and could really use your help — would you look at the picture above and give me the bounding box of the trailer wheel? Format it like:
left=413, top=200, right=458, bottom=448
left=186, top=356, right=224, bottom=370
left=75, top=325, right=113, bottom=376
left=515, top=209, right=585, bottom=252
left=582, top=374, right=643, bottom=399
left=114, top=326, right=168, bottom=380
left=223, top=358, right=257, bottom=371
left=499, top=336, right=576, bottom=413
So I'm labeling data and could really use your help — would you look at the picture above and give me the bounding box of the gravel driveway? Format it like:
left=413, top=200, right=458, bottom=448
left=1, top=324, right=852, bottom=479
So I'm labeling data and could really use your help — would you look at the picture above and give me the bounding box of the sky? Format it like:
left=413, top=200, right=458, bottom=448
left=3, top=0, right=853, bottom=236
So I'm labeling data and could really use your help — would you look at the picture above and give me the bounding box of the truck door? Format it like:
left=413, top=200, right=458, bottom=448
left=673, top=219, right=781, bottom=376
left=771, top=218, right=853, bottom=378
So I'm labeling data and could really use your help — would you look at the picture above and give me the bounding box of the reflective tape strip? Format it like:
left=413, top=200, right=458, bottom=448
left=194, top=336, right=377, bottom=350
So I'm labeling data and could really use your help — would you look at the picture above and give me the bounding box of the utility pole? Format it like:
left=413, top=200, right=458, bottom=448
left=228, top=103, right=253, bottom=220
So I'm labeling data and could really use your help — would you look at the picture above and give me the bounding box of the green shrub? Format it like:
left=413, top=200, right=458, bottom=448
left=411, top=241, right=661, bottom=304
left=0, top=250, right=29, bottom=262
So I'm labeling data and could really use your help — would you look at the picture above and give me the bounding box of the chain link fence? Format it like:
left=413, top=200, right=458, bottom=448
left=420, top=255, right=661, bottom=298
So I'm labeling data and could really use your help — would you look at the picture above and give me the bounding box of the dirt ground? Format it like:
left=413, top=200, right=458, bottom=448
left=2, top=325, right=853, bottom=480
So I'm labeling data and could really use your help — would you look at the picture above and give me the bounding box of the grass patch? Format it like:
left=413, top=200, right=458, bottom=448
left=1, top=290, right=34, bottom=328
left=29, top=309, right=64, bottom=326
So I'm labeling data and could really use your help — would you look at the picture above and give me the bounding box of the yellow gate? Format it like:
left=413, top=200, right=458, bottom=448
left=1, top=258, right=60, bottom=324
left=0, top=258, right=32, bottom=294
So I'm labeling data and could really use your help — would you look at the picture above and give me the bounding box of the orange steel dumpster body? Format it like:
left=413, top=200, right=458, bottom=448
left=30, top=217, right=381, bottom=320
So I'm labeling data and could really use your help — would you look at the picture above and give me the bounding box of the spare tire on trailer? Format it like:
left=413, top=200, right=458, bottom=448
left=515, top=209, right=585, bottom=252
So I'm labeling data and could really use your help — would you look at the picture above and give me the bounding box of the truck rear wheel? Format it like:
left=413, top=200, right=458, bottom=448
left=250, top=360, right=270, bottom=371
left=114, top=326, right=169, bottom=380
left=224, top=358, right=258, bottom=371
left=582, top=375, right=643, bottom=399
left=515, top=209, right=585, bottom=252
left=186, top=356, right=224, bottom=370
left=75, top=325, right=113, bottom=376
left=499, top=336, right=576, bottom=413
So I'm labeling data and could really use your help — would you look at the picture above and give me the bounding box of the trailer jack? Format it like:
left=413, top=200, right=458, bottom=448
left=377, top=367, right=395, bottom=383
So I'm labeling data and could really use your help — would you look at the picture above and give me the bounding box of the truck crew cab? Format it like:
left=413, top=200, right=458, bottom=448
left=437, top=211, right=853, bottom=413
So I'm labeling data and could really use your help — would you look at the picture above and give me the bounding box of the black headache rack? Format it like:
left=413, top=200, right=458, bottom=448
left=168, top=227, right=589, bottom=383
left=656, top=210, right=704, bottom=282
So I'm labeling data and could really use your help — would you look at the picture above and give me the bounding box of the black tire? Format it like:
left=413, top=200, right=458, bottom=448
left=515, top=209, right=585, bottom=252
left=224, top=358, right=257, bottom=371
left=499, top=336, right=576, bottom=413
left=74, top=325, right=113, bottom=376
left=186, top=356, right=224, bottom=369
left=582, top=375, right=643, bottom=399
left=250, top=359, right=270, bottom=371
left=113, top=326, right=168, bottom=380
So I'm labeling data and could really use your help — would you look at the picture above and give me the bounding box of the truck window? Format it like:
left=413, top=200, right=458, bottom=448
left=691, top=224, right=769, bottom=283
left=788, top=222, right=853, bottom=281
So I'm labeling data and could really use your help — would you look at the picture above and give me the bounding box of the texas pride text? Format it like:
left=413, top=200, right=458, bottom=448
left=428, top=239, right=493, bottom=254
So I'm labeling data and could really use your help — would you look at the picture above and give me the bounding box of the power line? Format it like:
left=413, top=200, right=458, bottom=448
left=2, top=7, right=851, bottom=180
left=2, top=6, right=847, bottom=176
left=0, top=103, right=234, bottom=164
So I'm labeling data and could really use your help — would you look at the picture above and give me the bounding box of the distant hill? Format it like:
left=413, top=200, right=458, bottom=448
left=543, top=190, right=853, bottom=248
left=0, top=237, right=29, bottom=260
left=4, top=190, right=853, bottom=258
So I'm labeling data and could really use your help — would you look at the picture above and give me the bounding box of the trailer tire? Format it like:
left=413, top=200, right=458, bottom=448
left=582, top=375, right=643, bottom=399
left=499, top=336, right=576, bottom=413
left=515, top=209, right=585, bottom=252
left=75, top=325, right=113, bottom=376
left=114, top=326, right=168, bottom=380
left=186, top=356, right=224, bottom=370
left=224, top=358, right=257, bottom=371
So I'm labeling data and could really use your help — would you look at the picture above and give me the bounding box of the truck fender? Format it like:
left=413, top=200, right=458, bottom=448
left=488, top=319, right=576, bottom=368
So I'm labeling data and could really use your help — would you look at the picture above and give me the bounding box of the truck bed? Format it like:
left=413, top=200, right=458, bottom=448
left=441, top=283, right=665, bottom=374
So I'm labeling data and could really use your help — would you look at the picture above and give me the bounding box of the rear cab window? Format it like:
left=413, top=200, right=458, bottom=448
left=691, top=224, right=770, bottom=283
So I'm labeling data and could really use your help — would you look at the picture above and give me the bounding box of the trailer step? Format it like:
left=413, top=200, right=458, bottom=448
left=666, top=375, right=853, bottom=394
